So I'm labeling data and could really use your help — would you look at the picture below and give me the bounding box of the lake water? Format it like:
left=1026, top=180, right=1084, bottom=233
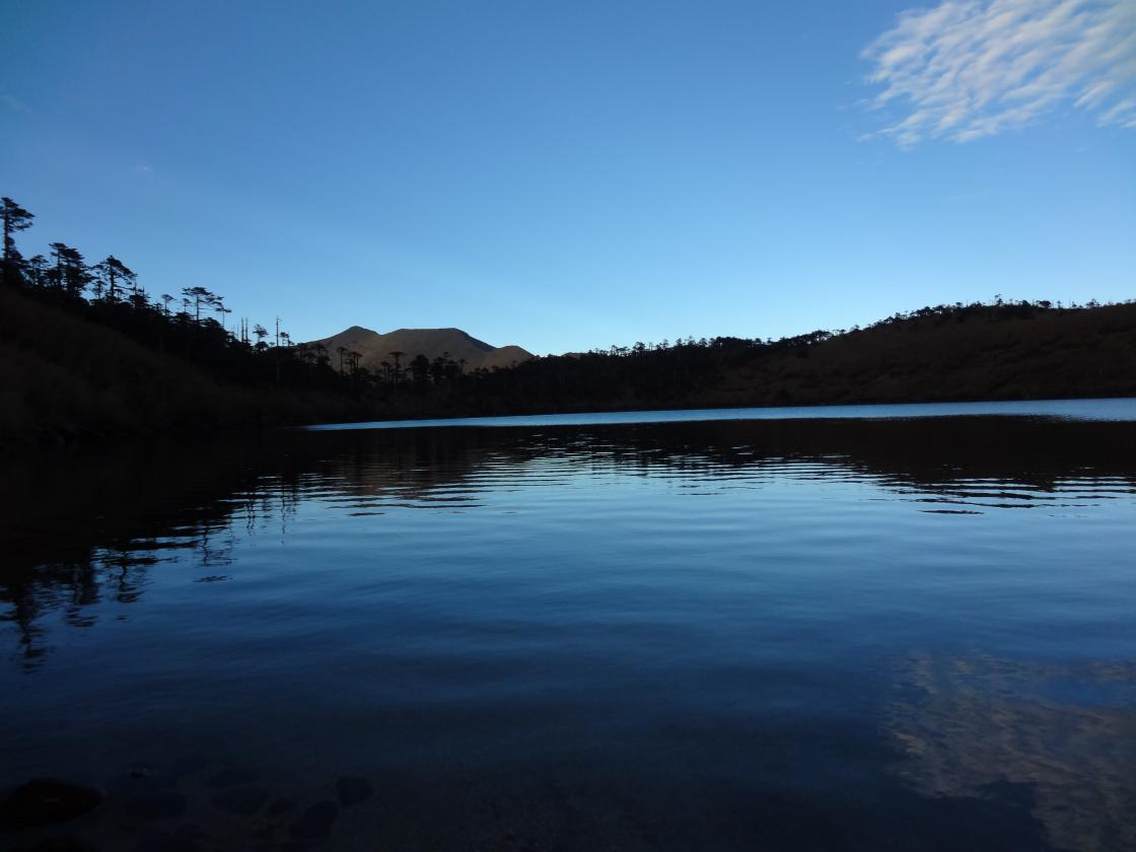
left=2, top=400, right=1135, bottom=851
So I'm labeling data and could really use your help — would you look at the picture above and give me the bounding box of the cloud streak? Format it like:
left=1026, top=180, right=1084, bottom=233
left=862, top=0, right=1136, bottom=146
left=1, top=93, right=29, bottom=113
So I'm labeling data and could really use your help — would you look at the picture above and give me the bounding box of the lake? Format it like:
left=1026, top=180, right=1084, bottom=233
left=2, top=400, right=1135, bottom=851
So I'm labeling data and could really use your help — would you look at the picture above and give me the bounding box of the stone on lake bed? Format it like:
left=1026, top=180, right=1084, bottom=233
left=107, top=766, right=179, bottom=796
left=335, top=776, right=373, bottom=807
left=0, top=778, right=103, bottom=828
left=268, top=796, right=296, bottom=815
left=205, top=767, right=259, bottom=789
left=131, top=824, right=205, bottom=852
left=121, top=789, right=189, bottom=821
left=289, top=801, right=339, bottom=839
left=210, top=785, right=269, bottom=816
left=19, top=837, right=98, bottom=852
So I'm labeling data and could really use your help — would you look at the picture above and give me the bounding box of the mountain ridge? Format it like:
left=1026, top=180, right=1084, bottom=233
left=313, top=325, right=533, bottom=372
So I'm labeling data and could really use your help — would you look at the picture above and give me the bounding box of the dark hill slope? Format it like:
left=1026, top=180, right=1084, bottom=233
left=479, top=345, right=534, bottom=371
left=0, top=288, right=360, bottom=445
left=443, top=302, right=1136, bottom=416
left=724, top=302, right=1136, bottom=406
left=5, top=288, right=1133, bottom=442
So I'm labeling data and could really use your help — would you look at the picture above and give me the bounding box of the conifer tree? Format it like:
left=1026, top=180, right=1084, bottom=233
left=1, top=197, right=34, bottom=287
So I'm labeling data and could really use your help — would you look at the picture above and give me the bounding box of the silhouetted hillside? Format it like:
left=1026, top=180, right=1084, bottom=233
left=3, top=194, right=1134, bottom=444
left=478, top=344, right=534, bottom=371
left=315, top=325, right=532, bottom=373
left=712, top=301, right=1136, bottom=407
left=0, top=287, right=364, bottom=443
left=388, top=300, right=1136, bottom=418
left=5, top=282, right=1136, bottom=444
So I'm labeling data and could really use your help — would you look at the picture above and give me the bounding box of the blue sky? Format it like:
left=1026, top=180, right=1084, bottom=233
left=3, top=0, right=1133, bottom=354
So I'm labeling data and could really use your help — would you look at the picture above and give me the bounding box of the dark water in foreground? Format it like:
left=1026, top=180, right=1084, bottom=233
left=2, top=402, right=1135, bottom=851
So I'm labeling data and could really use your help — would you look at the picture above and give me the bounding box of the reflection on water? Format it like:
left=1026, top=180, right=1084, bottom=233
left=889, top=654, right=1136, bottom=852
left=309, top=396, right=1136, bottom=430
left=1, top=413, right=1135, bottom=850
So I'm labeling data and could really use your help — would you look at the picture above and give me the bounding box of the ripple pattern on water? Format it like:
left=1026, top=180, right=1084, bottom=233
left=1, top=411, right=1134, bottom=850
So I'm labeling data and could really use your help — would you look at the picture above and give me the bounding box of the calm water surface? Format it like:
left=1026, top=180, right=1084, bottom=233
left=2, top=401, right=1135, bottom=851
left=309, top=396, right=1136, bottom=430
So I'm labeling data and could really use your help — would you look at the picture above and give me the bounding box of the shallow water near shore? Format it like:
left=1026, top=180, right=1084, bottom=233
left=2, top=401, right=1135, bottom=850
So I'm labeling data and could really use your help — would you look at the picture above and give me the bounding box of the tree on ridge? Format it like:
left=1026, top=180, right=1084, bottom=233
left=1, top=197, right=34, bottom=287
left=182, top=286, right=216, bottom=323
left=48, top=242, right=90, bottom=297
left=93, top=255, right=136, bottom=302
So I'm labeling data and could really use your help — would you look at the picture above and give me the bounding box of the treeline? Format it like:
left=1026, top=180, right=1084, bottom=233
left=3, top=194, right=1135, bottom=443
left=2, top=195, right=385, bottom=442
left=411, top=297, right=1136, bottom=416
left=3, top=196, right=350, bottom=395
left=1, top=197, right=501, bottom=401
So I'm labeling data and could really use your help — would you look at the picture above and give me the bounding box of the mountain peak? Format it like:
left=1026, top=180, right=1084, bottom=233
left=313, top=325, right=532, bottom=371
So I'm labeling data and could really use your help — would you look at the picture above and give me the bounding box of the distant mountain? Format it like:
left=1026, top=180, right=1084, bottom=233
left=314, top=325, right=533, bottom=372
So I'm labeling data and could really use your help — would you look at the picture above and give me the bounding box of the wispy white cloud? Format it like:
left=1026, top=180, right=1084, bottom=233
left=1, top=93, right=29, bottom=113
left=861, top=0, right=1136, bottom=146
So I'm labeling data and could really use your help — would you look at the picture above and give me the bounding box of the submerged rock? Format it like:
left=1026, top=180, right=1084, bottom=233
left=22, top=837, right=98, bottom=852
left=107, top=764, right=179, bottom=797
left=335, top=776, right=373, bottom=807
left=205, top=768, right=259, bottom=789
left=0, top=779, right=102, bottom=828
left=288, top=801, right=338, bottom=839
left=210, top=785, right=269, bottom=816
left=121, top=789, right=188, bottom=821
left=267, top=797, right=295, bottom=816
left=132, top=824, right=204, bottom=852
